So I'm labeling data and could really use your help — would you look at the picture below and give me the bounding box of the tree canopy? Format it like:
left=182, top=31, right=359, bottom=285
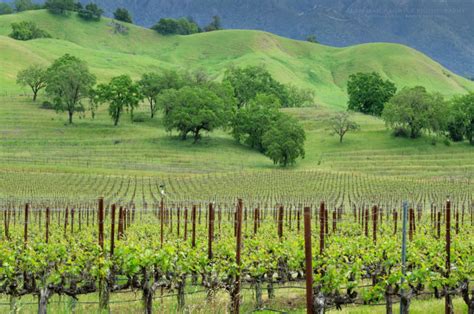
left=382, top=86, right=447, bottom=138
left=45, top=0, right=75, bottom=15
left=152, top=18, right=199, bottom=35
left=204, top=15, right=222, bottom=32
left=113, top=8, right=132, bottom=23
left=17, top=65, right=48, bottom=101
left=231, top=93, right=282, bottom=152
left=262, top=116, right=306, bottom=167
left=224, top=66, right=288, bottom=108
left=9, top=21, right=50, bottom=41
left=0, top=3, right=13, bottom=15
left=78, top=3, right=103, bottom=21
left=447, top=92, right=474, bottom=144
left=96, top=75, right=141, bottom=126
left=46, top=54, right=96, bottom=124
left=329, top=112, right=360, bottom=143
left=347, top=72, right=397, bottom=116
left=162, top=86, right=229, bottom=142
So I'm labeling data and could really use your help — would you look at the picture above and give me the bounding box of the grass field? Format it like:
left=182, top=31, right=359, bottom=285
left=0, top=10, right=473, bottom=109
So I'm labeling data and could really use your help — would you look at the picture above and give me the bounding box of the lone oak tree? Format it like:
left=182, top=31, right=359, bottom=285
left=330, top=112, right=360, bottom=143
left=46, top=54, right=96, bottom=124
left=17, top=64, right=48, bottom=101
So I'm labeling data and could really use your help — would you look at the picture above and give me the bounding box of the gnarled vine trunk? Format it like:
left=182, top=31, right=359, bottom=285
left=37, top=287, right=51, bottom=314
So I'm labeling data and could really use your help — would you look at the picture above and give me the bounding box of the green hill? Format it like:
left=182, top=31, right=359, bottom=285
left=0, top=10, right=472, bottom=108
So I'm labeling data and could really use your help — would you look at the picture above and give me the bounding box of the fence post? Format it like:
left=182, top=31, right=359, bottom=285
left=110, top=204, right=116, bottom=256
left=319, top=202, right=325, bottom=255
left=232, top=199, right=243, bottom=314
left=24, top=203, right=29, bottom=247
left=445, top=199, right=453, bottom=314
left=304, top=207, right=314, bottom=314
left=45, top=207, right=50, bottom=243
left=98, top=198, right=104, bottom=251
left=400, top=201, right=408, bottom=313
left=278, top=205, right=284, bottom=239
left=192, top=205, right=196, bottom=248
left=208, top=203, right=214, bottom=260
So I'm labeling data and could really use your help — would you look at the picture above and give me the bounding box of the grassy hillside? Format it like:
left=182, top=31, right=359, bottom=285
left=0, top=10, right=472, bottom=108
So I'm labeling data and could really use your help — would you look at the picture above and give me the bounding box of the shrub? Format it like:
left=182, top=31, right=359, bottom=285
left=9, top=21, right=51, bottom=41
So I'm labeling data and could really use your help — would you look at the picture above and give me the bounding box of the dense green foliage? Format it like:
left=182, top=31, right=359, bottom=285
left=16, top=64, right=48, bottom=101
left=204, top=15, right=222, bottom=32
left=382, top=86, right=447, bottom=139
left=95, top=75, right=141, bottom=126
left=78, top=3, right=103, bottom=21
left=262, top=116, right=306, bottom=166
left=45, top=0, right=75, bottom=15
left=113, top=7, right=132, bottom=23
left=14, top=0, right=35, bottom=12
left=9, top=21, right=50, bottom=40
left=0, top=3, right=13, bottom=15
left=447, top=93, right=474, bottom=144
left=45, top=54, right=96, bottom=124
left=231, top=93, right=282, bottom=152
left=347, top=72, right=397, bottom=116
left=162, top=86, right=230, bottom=142
left=152, top=17, right=199, bottom=35
left=224, top=66, right=287, bottom=108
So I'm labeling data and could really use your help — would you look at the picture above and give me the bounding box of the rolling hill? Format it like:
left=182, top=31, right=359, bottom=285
left=41, top=0, right=474, bottom=78
left=0, top=10, right=472, bottom=108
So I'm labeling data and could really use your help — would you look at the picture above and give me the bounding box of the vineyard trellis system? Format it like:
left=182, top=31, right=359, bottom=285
left=0, top=190, right=473, bottom=313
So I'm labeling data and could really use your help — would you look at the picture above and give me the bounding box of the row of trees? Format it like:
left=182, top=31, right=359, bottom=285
left=0, top=0, right=134, bottom=24
left=17, top=57, right=308, bottom=166
left=152, top=16, right=222, bottom=36
left=347, top=72, right=474, bottom=144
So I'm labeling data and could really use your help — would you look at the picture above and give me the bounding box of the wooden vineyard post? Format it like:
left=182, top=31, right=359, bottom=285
left=364, top=207, right=369, bottom=238
left=297, top=208, right=301, bottom=233
left=98, top=198, right=104, bottom=251
left=445, top=199, right=453, bottom=314
left=455, top=208, right=459, bottom=235
left=372, top=205, right=377, bottom=243
left=177, top=207, right=180, bottom=237
left=332, top=209, right=336, bottom=233
left=400, top=201, right=408, bottom=313
left=184, top=207, right=188, bottom=241
left=110, top=204, right=116, bottom=256
left=64, top=207, right=69, bottom=235
left=160, top=197, right=164, bottom=248
left=45, top=207, right=50, bottom=243
left=118, top=206, right=124, bottom=240
left=303, top=207, right=314, bottom=314
left=192, top=205, right=196, bottom=248
left=71, top=207, right=75, bottom=234
left=208, top=203, right=214, bottom=260
left=278, top=205, right=284, bottom=240
left=254, top=208, right=258, bottom=235
left=437, top=210, right=441, bottom=239
left=4, top=208, right=9, bottom=240
left=231, top=199, right=243, bottom=314
left=24, top=203, right=29, bottom=247
left=393, top=209, right=398, bottom=235
left=319, top=202, right=325, bottom=255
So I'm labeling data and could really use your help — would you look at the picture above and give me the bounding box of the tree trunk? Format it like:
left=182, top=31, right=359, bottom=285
left=33, top=90, right=38, bottom=102
left=177, top=275, right=186, bottom=311
left=99, top=278, right=110, bottom=313
left=38, top=288, right=51, bottom=314
left=385, top=290, right=393, bottom=314
left=150, top=101, right=155, bottom=119
left=267, top=281, right=275, bottom=299
left=10, top=295, right=18, bottom=314
left=255, top=280, right=263, bottom=309
left=114, top=116, right=119, bottom=126
left=68, top=111, right=73, bottom=124
left=142, top=287, right=153, bottom=314
left=400, top=295, right=410, bottom=314
left=339, top=134, right=343, bottom=143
